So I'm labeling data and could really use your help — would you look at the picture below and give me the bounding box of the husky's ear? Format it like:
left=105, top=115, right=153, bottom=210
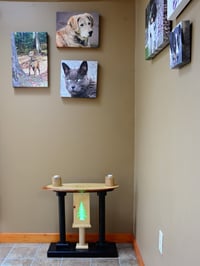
left=78, top=61, right=88, bottom=76
left=62, top=62, right=70, bottom=75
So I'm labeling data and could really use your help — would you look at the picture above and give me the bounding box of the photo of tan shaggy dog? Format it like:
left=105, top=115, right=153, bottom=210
left=56, top=13, right=95, bottom=48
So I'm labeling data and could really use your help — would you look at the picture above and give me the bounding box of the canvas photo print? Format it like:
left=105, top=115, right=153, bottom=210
left=11, top=32, right=48, bottom=87
left=169, top=21, right=191, bottom=69
left=60, top=60, right=98, bottom=98
left=56, top=12, right=99, bottom=48
left=145, top=0, right=171, bottom=60
left=167, top=0, right=191, bottom=20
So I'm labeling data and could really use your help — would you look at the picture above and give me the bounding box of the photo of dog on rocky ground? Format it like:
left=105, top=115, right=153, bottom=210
left=56, top=12, right=99, bottom=48
left=11, top=32, right=48, bottom=87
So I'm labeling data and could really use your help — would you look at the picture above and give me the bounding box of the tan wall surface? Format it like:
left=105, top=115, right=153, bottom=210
left=0, top=1, right=134, bottom=233
left=135, top=0, right=200, bottom=265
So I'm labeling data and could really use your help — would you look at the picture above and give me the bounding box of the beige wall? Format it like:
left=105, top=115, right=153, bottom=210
left=0, top=1, right=134, bottom=234
left=135, top=0, right=200, bottom=265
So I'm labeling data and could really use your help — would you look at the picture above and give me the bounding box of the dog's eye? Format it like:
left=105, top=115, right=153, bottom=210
left=80, top=23, right=84, bottom=27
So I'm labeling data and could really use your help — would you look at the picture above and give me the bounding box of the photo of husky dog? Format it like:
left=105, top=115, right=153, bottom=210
left=169, top=21, right=191, bottom=69
left=169, top=24, right=182, bottom=66
left=60, top=60, right=98, bottom=98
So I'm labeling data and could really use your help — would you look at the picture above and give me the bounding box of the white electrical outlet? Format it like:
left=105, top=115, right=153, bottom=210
left=158, top=230, right=163, bottom=255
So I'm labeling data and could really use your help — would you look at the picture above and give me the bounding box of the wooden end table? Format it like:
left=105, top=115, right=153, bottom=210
left=43, top=183, right=119, bottom=258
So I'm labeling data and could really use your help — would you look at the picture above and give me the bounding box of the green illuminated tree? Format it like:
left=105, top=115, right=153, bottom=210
left=77, top=201, right=87, bottom=221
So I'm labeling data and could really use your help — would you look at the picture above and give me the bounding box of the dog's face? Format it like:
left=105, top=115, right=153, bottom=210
left=68, top=13, right=94, bottom=39
left=149, top=1, right=157, bottom=24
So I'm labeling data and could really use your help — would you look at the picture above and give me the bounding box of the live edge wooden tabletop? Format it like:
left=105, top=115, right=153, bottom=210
left=43, top=183, right=119, bottom=193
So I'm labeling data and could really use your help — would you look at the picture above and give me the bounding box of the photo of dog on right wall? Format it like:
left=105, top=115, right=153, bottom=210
left=169, top=20, right=191, bottom=69
left=56, top=12, right=99, bottom=48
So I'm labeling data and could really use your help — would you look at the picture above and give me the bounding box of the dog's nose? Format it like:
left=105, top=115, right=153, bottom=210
left=89, top=31, right=93, bottom=37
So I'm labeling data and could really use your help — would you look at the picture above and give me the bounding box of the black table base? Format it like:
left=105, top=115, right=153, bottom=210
left=47, top=190, right=118, bottom=258
left=47, top=242, right=118, bottom=258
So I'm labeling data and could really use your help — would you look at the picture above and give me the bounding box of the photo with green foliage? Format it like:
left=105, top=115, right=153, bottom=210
left=11, top=32, right=48, bottom=87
